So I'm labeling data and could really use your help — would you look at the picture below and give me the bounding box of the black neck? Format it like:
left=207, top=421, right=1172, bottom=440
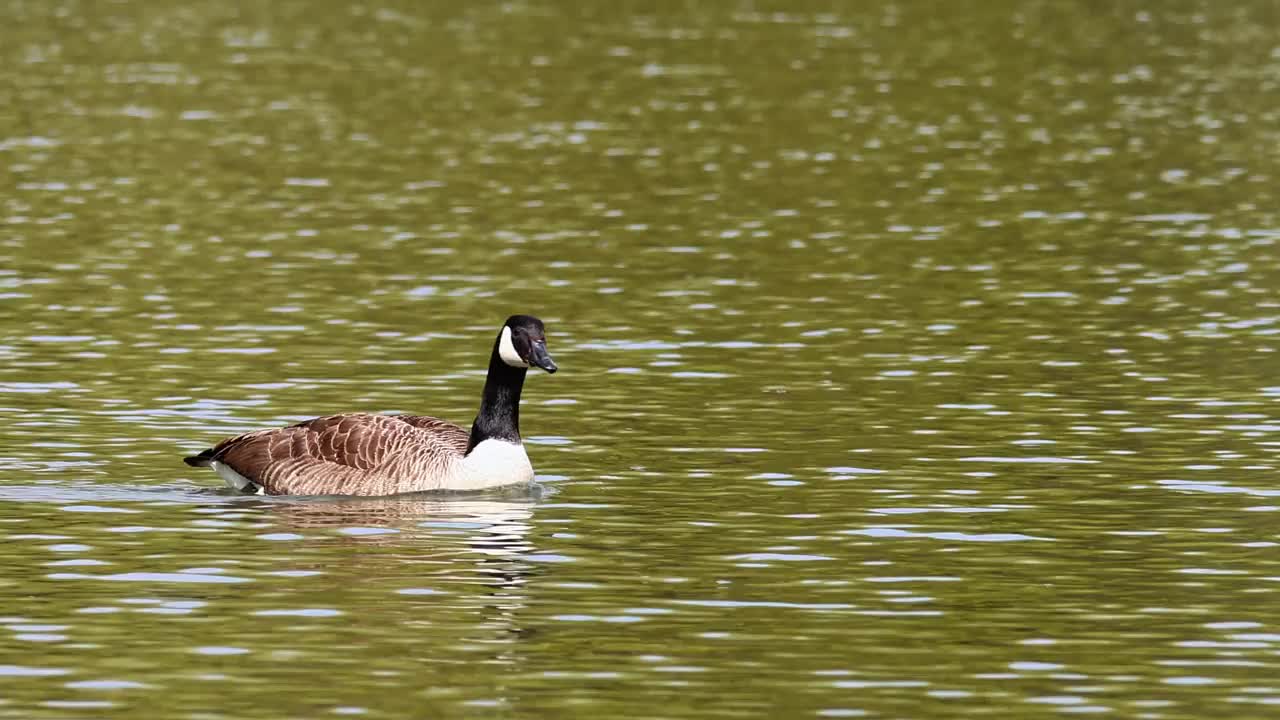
left=467, top=336, right=527, bottom=453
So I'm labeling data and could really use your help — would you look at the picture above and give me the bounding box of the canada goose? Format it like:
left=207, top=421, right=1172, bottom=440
left=183, top=315, right=558, bottom=496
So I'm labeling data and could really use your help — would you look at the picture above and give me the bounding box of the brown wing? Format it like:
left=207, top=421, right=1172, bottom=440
left=206, top=413, right=468, bottom=494
left=392, top=414, right=470, bottom=455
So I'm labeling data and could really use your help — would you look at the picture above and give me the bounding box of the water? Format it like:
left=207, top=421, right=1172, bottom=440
left=3, top=1, right=1280, bottom=717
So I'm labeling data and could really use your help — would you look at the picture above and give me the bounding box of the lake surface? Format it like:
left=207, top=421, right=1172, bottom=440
left=3, top=1, right=1280, bottom=718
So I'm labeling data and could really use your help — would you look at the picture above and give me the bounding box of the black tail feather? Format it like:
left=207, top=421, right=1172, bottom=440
left=183, top=449, right=215, bottom=467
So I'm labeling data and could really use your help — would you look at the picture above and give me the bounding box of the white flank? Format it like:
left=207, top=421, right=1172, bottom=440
left=498, top=326, right=528, bottom=368
left=212, top=461, right=263, bottom=495
left=454, top=439, right=534, bottom=490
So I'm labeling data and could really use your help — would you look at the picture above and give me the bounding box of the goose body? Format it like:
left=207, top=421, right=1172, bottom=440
left=183, top=315, right=557, bottom=496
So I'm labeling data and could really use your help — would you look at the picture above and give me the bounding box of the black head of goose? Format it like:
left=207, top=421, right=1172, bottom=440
left=183, top=315, right=558, bottom=496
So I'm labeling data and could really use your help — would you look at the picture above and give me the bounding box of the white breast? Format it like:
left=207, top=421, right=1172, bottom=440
left=450, top=439, right=534, bottom=490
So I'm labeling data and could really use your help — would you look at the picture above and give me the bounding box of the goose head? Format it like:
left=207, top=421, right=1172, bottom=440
left=498, top=315, right=558, bottom=373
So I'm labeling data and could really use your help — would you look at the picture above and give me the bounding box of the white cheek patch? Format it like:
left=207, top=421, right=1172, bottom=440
left=498, top=326, right=529, bottom=368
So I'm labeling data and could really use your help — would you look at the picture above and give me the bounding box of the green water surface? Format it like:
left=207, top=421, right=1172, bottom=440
left=2, top=1, right=1279, bottom=718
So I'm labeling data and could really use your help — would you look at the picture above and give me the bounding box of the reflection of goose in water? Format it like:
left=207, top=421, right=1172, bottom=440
left=2, top=482, right=543, bottom=593
left=0, top=483, right=542, bottom=564
left=2, top=482, right=546, bottom=668
left=265, top=492, right=539, bottom=557
left=258, top=492, right=544, bottom=651
left=183, top=315, right=558, bottom=496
